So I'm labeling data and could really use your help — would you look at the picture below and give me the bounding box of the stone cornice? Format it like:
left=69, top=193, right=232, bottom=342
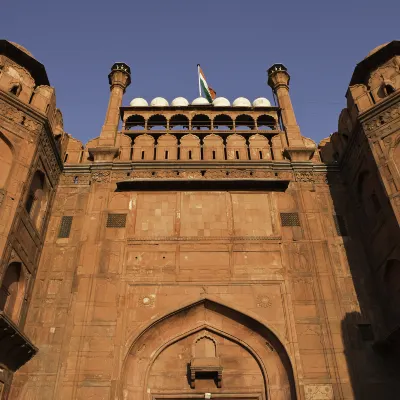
left=358, top=91, right=400, bottom=123
left=0, top=89, right=63, bottom=171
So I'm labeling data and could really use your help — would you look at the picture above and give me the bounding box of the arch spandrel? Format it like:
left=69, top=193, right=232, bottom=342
left=120, top=298, right=297, bottom=400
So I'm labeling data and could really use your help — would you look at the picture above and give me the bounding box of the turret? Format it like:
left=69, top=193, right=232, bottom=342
left=99, top=62, right=131, bottom=147
left=268, top=63, right=315, bottom=161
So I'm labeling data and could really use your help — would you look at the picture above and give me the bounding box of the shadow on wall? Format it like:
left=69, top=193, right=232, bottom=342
left=326, top=166, right=400, bottom=399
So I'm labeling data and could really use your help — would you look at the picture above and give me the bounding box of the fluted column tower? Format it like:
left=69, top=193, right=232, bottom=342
left=99, top=62, right=131, bottom=146
left=268, top=64, right=314, bottom=161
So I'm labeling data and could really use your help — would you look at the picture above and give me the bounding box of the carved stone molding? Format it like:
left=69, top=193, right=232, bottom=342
left=364, top=102, right=400, bottom=132
left=91, top=171, right=110, bottom=183
left=39, top=130, right=62, bottom=183
left=60, top=174, right=91, bottom=185
left=294, top=171, right=328, bottom=184
left=0, top=98, right=41, bottom=133
left=304, top=384, right=333, bottom=400
left=0, top=189, right=5, bottom=207
left=128, top=235, right=281, bottom=243
left=256, top=295, right=272, bottom=308
left=111, top=169, right=289, bottom=181
left=138, top=295, right=156, bottom=307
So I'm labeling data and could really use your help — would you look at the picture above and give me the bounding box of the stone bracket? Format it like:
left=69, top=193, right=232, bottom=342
left=285, top=146, right=315, bottom=162
left=0, top=312, right=37, bottom=372
left=189, top=357, right=223, bottom=389
left=88, top=146, right=119, bottom=162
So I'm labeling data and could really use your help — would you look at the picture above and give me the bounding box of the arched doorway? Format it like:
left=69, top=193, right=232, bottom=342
left=120, top=299, right=297, bottom=400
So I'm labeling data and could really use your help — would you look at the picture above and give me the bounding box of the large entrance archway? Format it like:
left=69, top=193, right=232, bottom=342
left=120, top=299, right=297, bottom=400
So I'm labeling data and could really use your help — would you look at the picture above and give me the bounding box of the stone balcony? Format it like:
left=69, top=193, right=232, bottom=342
left=0, top=312, right=37, bottom=371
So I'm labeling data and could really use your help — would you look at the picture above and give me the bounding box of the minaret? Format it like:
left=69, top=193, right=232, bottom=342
left=98, top=62, right=131, bottom=147
left=268, top=63, right=314, bottom=161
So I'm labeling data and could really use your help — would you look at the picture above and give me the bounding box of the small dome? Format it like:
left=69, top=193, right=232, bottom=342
left=150, top=97, right=169, bottom=107
left=365, top=42, right=390, bottom=59
left=171, top=97, right=189, bottom=106
left=252, top=97, right=271, bottom=107
left=129, top=97, right=148, bottom=106
left=9, top=41, right=34, bottom=58
left=213, top=97, right=231, bottom=107
left=191, top=97, right=210, bottom=105
left=233, top=97, right=251, bottom=107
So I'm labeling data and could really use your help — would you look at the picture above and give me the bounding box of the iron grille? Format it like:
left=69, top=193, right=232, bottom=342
left=280, top=212, right=300, bottom=227
left=333, top=214, right=348, bottom=236
left=106, top=213, right=127, bottom=228
left=58, top=216, right=73, bottom=238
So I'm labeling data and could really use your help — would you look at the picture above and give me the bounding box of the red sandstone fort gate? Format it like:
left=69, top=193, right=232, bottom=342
left=0, top=40, right=400, bottom=400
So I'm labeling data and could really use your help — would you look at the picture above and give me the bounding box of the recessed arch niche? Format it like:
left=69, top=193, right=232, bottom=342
left=120, top=299, right=297, bottom=400
left=0, top=132, right=13, bottom=188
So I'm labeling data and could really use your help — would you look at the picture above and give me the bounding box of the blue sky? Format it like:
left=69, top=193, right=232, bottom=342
left=2, top=0, right=399, bottom=144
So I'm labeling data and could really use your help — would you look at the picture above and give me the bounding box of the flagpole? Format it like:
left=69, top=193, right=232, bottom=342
left=197, top=64, right=201, bottom=97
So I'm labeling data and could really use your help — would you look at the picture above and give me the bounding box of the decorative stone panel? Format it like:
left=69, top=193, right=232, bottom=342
left=304, top=384, right=333, bottom=400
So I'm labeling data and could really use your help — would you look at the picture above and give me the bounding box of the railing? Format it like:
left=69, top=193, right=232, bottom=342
left=121, top=128, right=282, bottom=136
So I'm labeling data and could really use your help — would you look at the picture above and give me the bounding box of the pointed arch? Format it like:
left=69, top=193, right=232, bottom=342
left=121, top=297, right=298, bottom=400
left=25, top=170, right=50, bottom=231
left=0, top=132, right=14, bottom=188
left=0, top=262, right=26, bottom=323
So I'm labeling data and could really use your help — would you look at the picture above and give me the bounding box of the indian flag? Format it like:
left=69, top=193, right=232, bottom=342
left=198, top=64, right=216, bottom=103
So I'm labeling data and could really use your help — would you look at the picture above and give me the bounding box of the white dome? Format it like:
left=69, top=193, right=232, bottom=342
left=191, top=97, right=210, bottom=106
left=150, top=97, right=169, bottom=107
left=252, top=97, right=271, bottom=107
left=171, top=97, right=189, bottom=106
left=213, top=97, right=231, bottom=107
left=233, top=97, right=251, bottom=107
left=129, top=97, right=148, bottom=106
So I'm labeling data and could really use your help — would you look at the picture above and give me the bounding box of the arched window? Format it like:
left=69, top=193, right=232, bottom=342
left=125, top=115, right=145, bottom=130
left=257, top=115, right=277, bottom=130
left=0, top=262, right=26, bottom=322
left=0, top=133, right=13, bottom=187
left=214, top=114, right=233, bottom=130
left=384, top=259, right=400, bottom=316
left=195, top=336, right=216, bottom=358
left=170, top=114, right=189, bottom=130
left=357, top=171, right=381, bottom=221
left=384, top=84, right=395, bottom=96
left=192, top=114, right=211, bottom=130
left=148, top=114, right=167, bottom=130
left=9, top=84, right=22, bottom=97
left=25, top=170, right=49, bottom=231
left=235, top=114, right=255, bottom=130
